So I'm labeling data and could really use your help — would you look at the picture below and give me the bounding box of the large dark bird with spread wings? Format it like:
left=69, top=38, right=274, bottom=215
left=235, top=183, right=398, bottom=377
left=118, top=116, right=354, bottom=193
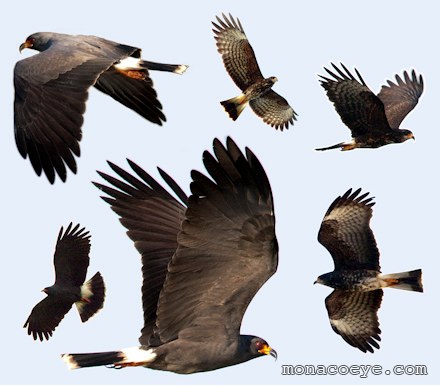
left=62, top=137, right=278, bottom=373
left=315, top=188, right=423, bottom=353
left=15, top=32, right=188, bottom=184
left=24, top=223, right=105, bottom=341
left=212, top=14, right=297, bottom=130
left=316, top=63, right=423, bottom=151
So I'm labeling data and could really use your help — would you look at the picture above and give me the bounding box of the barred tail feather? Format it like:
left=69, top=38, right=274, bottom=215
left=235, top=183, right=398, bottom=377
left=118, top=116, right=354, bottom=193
left=76, top=272, right=106, bottom=322
left=380, top=269, right=423, bottom=292
left=221, top=95, right=248, bottom=121
left=61, top=347, right=157, bottom=370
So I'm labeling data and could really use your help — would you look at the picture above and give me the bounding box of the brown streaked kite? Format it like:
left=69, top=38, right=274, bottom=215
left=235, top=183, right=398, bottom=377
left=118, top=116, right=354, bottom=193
left=61, top=137, right=278, bottom=373
left=15, top=32, right=188, bottom=183
left=24, top=223, right=105, bottom=341
left=316, top=63, right=423, bottom=151
left=212, top=14, right=297, bottom=130
left=315, top=188, right=423, bottom=353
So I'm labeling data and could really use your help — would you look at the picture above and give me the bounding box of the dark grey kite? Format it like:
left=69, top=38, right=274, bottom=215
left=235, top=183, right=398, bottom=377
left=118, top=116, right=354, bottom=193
left=213, top=14, right=297, bottom=129
left=315, top=188, right=423, bottom=353
left=15, top=32, right=188, bottom=183
left=24, top=223, right=105, bottom=341
left=316, top=63, right=423, bottom=151
left=61, top=137, right=278, bottom=373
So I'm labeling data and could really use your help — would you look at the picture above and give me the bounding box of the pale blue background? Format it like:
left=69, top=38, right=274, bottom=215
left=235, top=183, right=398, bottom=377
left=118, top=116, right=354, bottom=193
left=1, top=0, right=437, bottom=383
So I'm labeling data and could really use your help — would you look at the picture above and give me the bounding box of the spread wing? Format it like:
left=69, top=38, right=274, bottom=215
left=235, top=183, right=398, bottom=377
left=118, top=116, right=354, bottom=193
left=318, top=188, right=380, bottom=271
left=23, top=296, right=73, bottom=341
left=154, top=137, right=278, bottom=343
left=212, top=13, right=264, bottom=90
left=325, top=289, right=382, bottom=353
left=319, top=63, right=392, bottom=137
left=14, top=44, right=125, bottom=183
left=54, top=223, right=91, bottom=287
left=94, top=160, right=187, bottom=346
left=249, top=90, right=297, bottom=130
left=377, top=70, right=424, bottom=129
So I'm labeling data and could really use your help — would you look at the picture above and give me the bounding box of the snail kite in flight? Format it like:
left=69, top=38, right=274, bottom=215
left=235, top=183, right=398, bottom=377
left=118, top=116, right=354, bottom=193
left=61, top=137, right=278, bottom=373
left=213, top=14, right=297, bottom=129
left=316, top=63, right=423, bottom=151
left=15, top=32, right=188, bottom=183
left=24, top=223, right=105, bottom=341
left=315, top=188, right=423, bottom=353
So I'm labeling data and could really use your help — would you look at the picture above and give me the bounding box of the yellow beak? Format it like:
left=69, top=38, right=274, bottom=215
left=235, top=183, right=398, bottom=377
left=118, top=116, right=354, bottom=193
left=258, top=344, right=277, bottom=360
left=19, top=40, right=32, bottom=53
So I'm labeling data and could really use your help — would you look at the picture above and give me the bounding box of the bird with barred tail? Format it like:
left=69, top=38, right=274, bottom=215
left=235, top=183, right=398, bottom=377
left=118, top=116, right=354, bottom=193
left=61, top=137, right=278, bottom=373
left=213, top=13, right=297, bottom=130
left=315, top=188, right=423, bottom=353
left=24, top=223, right=105, bottom=341
left=15, top=32, right=188, bottom=183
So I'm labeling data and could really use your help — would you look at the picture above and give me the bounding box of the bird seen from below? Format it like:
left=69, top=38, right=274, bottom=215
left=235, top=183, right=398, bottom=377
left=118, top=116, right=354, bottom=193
left=315, top=188, right=423, bottom=353
left=213, top=14, right=297, bottom=130
left=316, top=63, right=423, bottom=151
left=61, top=137, right=278, bottom=373
left=24, top=223, right=105, bottom=341
left=15, top=32, right=188, bottom=183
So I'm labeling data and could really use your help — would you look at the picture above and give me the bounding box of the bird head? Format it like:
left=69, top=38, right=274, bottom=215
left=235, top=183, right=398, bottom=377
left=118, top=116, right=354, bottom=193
left=269, top=76, right=278, bottom=84
left=314, top=272, right=333, bottom=287
left=41, top=286, right=53, bottom=295
left=20, top=33, right=53, bottom=53
left=400, top=129, right=415, bottom=142
left=241, top=335, right=277, bottom=361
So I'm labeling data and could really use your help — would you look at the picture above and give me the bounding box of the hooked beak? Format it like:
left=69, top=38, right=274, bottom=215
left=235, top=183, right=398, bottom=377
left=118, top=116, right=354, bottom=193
left=406, top=132, right=415, bottom=141
left=258, top=344, right=277, bottom=360
left=19, top=40, right=33, bottom=53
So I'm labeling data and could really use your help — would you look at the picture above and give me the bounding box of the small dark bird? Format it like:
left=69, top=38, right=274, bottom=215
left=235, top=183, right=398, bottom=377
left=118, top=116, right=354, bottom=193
left=61, top=137, right=278, bottom=373
left=24, top=223, right=105, bottom=341
left=213, top=14, right=297, bottom=129
left=15, top=32, right=188, bottom=183
left=315, top=188, right=423, bottom=353
left=316, top=63, right=423, bottom=151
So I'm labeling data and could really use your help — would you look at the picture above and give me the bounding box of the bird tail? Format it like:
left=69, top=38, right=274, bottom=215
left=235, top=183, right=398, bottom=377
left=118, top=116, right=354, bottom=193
left=380, top=269, right=423, bottom=292
left=221, top=94, right=248, bottom=121
left=315, top=142, right=356, bottom=151
left=140, top=60, right=189, bottom=74
left=61, top=347, right=157, bottom=369
left=62, top=351, right=124, bottom=369
left=75, top=272, right=106, bottom=322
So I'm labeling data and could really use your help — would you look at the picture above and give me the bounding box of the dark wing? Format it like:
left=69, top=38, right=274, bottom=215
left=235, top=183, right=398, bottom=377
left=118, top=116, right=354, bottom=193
left=318, top=188, right=380, bottom=271
left=94, top=67, right=165, bottom=126
left=94, top=160, right=187, bottom=346
left=249, top=90, right=297, bottom=130
left=24, top=296, right=73, bottom=341
left=54, top=223, right=91, bottom=287
left=319, top=63, right=392, bottom=137
left=377, top=70, right=424, bottom=129
left=14, top=44, right=125, bottom=183
left=325, top=289, right=382, bottom=353
left=155, top=137, right=277, bottom=343
left=212, top=13, right=265, bottom=91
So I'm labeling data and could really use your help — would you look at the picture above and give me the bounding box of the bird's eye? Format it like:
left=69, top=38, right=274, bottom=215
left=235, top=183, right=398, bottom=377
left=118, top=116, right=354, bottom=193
left=254, top=340, right=263, bottom=350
